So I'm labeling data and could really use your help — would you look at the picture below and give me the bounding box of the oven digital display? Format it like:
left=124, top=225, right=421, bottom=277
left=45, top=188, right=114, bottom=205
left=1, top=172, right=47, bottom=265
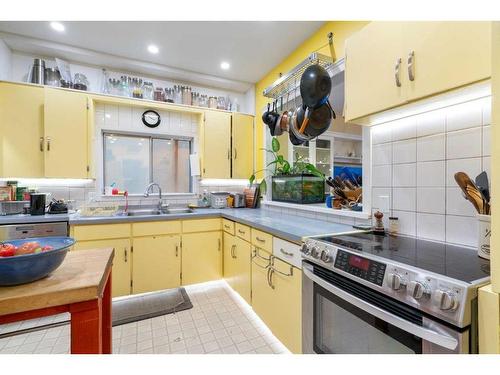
left=348, top=255, right=370, bottom=271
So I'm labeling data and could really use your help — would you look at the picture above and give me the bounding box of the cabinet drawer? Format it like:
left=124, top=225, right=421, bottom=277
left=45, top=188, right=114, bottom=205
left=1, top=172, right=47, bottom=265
left=222, top=219, right=235, bottom=235
left=132, top=220, right=181, bottom=237
left=273, top=237, right=302, bottom=269
left=251, top=228, right=273, bottom=252
left=72, top=223, right=130, bottom=241
left=182, top=218, right=221, bottom=233
left=235, top=223, right=251, bottom=242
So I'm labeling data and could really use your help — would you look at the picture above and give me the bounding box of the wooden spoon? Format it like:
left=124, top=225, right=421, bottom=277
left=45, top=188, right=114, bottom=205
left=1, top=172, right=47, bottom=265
left=454, top=172, right=486, bottom=214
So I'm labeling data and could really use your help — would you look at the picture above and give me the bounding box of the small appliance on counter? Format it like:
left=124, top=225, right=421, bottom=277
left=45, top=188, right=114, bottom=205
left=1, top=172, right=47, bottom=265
left=48, top=199, right=69, bottom=214
left=210, top=192, right=230, bottom=209
left=231, top=193, right=246, bottom=208
left=30, top=193, right=47, bottom=216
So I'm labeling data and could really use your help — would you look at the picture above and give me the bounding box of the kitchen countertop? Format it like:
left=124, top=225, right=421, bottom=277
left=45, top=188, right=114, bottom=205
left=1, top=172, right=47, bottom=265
left=0, top=208, right=357, bottom=243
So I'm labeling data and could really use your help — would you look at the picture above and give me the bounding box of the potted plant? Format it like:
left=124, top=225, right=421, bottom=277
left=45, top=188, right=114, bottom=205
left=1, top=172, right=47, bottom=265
left=249, top=137, right=326, bottom=204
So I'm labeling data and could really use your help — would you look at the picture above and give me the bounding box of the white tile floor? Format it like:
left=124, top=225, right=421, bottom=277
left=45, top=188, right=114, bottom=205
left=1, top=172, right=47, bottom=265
left=0, top=280, right=290, bottom=355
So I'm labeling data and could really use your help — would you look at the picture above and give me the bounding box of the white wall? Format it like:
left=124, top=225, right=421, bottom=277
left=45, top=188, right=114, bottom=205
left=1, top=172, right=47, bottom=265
left=9, top=52, right=255, bottom=115
left=0, top=39, right=12, bottom=80
left=370, top=96, right=491, bottom=247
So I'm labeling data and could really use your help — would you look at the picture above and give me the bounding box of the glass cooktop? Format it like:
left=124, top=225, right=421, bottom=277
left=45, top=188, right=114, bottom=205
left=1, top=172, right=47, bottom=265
left=316, top=232, right=490, bottom=283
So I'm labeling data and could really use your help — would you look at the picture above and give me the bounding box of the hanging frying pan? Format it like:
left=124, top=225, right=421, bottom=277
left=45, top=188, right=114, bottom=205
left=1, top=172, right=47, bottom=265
left=300, top=64, right=332, bottom=109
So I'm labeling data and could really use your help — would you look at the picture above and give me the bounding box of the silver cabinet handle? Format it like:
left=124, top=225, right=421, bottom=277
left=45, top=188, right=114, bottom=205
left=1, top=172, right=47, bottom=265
left=251, top=248, right=270, bottom=269
left=39, top=137, right=44, bottom=152
left=252, top=247, right=271, bottom=261
left=407, top=50, right=415, bottom=81
left=175, top=244, right=179, bottom=257
left=46, top=136, right=51, bottom=151
left=224, top=224, right=231, bottom=230
left=124, top=247, right=128, bottom=262
left=255, top=236, right=266, bottom=243
left=227, top=149, right=230, bottom=160
left=279, top=248, right=294, bottom=257
left=218, top=238, right=221, bottom=252
left=231, top=244, right=237, bottom=259
left=238, top=229, right=246, bottom=235
left=302, top=263, right=458, bottom=351
left=394, top=57, right=402, bottom=87
left=267, top=267, right=275, bottom=289
left=234, top=149, right=237, bottom=159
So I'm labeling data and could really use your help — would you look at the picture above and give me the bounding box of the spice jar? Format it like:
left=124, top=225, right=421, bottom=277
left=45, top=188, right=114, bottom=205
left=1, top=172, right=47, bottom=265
left=173, top=85, right=182, bottom=104
left=208, top=96, right=217, bottom=109
left=182, top=86, right=192, bottom=105
left=154, top=87, right=165, bottom=101
left=191, top=92, right=200, bottom=107
left=143, top=81, right=154, bottom=100
left=388, top=217, right=399, bottom=235
left=119, top=76, right=129, bottom=97
left=164, top=88, right=174, bottom=103
left=199, top=94, right=208, bottom=107
left=73, top=73, right=89, bottom=91
left=217, top=96, right=226, bottom=110
left=132, top=78, right=143, bottom=99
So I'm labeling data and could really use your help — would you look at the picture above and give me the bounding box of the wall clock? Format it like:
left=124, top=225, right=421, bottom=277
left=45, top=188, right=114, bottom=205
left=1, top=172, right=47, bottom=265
left=142, top=110, right=161, bottom=128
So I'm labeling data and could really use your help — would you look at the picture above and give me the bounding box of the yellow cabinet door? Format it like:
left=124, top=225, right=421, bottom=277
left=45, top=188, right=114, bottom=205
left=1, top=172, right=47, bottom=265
left=132, top=235, right=181, bottom=294
left=73, top=238, right=131, bottom=298
left=233, top=236, right=252, bottom=304
left=267, top=257, right=302, bottom=354
left=44, top=88, right=89, bottom=178
left=182, top=231, right=222, bottom=285
left=202, top=110, right=231, bottom=178
left=231, top=113, right=254, bottom=179
left=0, top=82, right=45, bottom=177
left=223, top=231, right=237, bottom=287
left=404, top=21, right=491, bottom=102
left=251, top=247, right=274, bottom=326
left=345, top=22, right=407, bottom=121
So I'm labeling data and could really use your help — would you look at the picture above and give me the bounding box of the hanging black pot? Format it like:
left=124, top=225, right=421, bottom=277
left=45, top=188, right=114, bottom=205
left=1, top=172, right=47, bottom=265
left=300, top=64, right=332, bottom=109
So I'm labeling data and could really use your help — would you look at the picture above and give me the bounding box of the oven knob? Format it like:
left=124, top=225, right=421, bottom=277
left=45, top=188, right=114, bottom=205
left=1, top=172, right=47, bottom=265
left=300, top=243, right=310, bottom=255
left=320, top=250, right=333, bottom=263
left=310, top=247, right=321, bottom=259
left=433, top=290, right=459, bottom=311
left=407, top=281, right=429, bottom=300
left=387, top=273, right=407, bottom=291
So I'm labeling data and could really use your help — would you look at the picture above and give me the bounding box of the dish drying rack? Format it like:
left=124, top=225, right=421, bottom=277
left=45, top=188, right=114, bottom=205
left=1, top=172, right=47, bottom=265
left=262, top=33, right=338, bottom=100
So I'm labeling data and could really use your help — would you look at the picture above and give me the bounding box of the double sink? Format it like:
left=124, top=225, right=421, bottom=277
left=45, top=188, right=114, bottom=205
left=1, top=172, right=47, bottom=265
left=125, top=207, right=195, bottom=216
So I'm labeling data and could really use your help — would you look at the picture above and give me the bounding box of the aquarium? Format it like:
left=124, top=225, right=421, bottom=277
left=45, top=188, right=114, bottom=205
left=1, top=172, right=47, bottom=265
left=271, top=174, right=325, bottom=204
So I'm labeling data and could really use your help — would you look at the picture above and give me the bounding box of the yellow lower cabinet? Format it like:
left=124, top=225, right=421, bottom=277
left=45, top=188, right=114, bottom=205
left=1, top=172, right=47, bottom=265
left=73, top=238, right=131, bottom=298
left=251, top=247, right=302, bottom=353
left=182, top=231, right=222, bottom=285
left=233, top=236, right=252, bottom=304
left=132, top=235, right=181, bottom=294
left=223, top=232, right=237, bottom=288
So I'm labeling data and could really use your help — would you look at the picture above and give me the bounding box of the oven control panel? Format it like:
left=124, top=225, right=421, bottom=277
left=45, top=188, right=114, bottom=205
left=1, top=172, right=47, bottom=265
left=334, top=250, right=387, bottom=286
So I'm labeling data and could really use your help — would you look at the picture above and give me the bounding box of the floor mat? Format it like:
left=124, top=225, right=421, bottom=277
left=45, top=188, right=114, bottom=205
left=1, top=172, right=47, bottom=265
left=112, top=288, right=193, bottom=326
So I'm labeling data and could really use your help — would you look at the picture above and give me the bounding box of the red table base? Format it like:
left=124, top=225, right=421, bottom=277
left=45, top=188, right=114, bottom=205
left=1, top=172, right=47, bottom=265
left=0, top=270, right=112, bottom=354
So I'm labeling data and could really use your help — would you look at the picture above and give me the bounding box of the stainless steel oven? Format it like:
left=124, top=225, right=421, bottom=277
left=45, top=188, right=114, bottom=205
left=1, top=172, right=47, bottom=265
left=302, top=261, right=469, bottom=354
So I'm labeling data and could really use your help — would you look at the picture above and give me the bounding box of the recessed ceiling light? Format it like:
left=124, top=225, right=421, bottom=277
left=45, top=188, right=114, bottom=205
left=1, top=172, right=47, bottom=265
left=50, top=22, right=65, bottom=32
left=220, top=61, right=230, bottom=70
left=147, top=45, right=159, bottom=54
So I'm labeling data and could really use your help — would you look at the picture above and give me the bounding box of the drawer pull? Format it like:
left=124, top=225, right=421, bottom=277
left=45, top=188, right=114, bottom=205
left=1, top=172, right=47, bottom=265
left=175, top=244, right=179, bottom=257
left=394, top=57, right=402, bottom=87
left=124, top=247, right=127, bottom=262
left=267, top=267, right=275, bottom=289
left=407, top=50, right=415, bottom=81
left=218, top=238, right=221, bottom=252
left=231, top=244, right=237, bottom=259
left=279, top=248, right=294, bottom=257
left=224, top=225, right=231, bottom=229
left=251, top=248, right=270, bottom=269
left=39, top=137, right=44, bottom=152
left=238, top=229, right=246, bottom=235
left=255, top=236, right=266, bottom=243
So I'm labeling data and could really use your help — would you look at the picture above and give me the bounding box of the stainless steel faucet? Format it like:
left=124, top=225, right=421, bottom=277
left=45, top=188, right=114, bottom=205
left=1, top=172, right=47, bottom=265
left=144, top=182, right=167, bottom=211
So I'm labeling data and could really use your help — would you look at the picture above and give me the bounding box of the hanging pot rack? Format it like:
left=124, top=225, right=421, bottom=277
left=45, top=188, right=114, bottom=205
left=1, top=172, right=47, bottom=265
left=262, top=32, right=340, bottom=100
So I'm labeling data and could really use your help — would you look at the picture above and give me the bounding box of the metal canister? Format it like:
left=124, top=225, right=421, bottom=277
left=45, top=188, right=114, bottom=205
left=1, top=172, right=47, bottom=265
left=30, top=58, right=45, bottom=85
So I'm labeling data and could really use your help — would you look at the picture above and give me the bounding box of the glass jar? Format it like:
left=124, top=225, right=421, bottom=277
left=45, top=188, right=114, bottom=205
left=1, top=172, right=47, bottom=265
left=154, top=87, right=165, bottom=101
left=217, top=96, right=226, bottom=110
left=191, top=92, right=200, bottom=106
left=132, top=78, right=143, bottom=99
left=143, top=81, right=154, bottom=100
left=199, top=95, right=208, bottom=107
left=208, top=96, right=218, bottom=109
left=173, top=85, right=182, bottom=104
left=73, top=73, right=89, bottom=91
left=119, top=75, right=129, bottom=97
left=165, top=88, right=174, bottom=103
left=182, top=86, right=192, bottom=105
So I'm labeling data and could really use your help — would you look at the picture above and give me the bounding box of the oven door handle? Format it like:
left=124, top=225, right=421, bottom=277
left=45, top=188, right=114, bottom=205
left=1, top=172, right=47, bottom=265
left=303, top=264, right=459, bottom=351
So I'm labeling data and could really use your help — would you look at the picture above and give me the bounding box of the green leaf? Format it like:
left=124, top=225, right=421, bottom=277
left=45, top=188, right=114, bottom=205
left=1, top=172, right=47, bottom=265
left=260, top=179, right=267, bottom=194
left=267, top=160, right=278, bottom=167
left=305, top=164, right=325, bottom=178
left=249, top=174, right=255, bottom=185
left=271, top=137, right=280, bottom=153
left=277, top=154, right=284, bottom=163
left=282, top=160, right=290, bottom=173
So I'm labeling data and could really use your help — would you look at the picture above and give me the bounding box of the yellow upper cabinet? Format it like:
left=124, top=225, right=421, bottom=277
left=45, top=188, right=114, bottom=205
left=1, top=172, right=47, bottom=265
left=202, top=110, right=231, bottom=179
left=345, top=21, right=492, bottom=122
left=0, top=82, right=45, bottom=177
left=345, top=22, right=407, bottom=122
left=404, top=22, right=491, bottom=101
left=231, top=113, right=254, bottom=179
left=44, top=88, right=90, bottom=178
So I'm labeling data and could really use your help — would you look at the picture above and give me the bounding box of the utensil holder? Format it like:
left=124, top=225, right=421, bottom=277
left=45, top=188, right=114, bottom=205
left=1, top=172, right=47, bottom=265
left=477, top=214, right=491, bottom=260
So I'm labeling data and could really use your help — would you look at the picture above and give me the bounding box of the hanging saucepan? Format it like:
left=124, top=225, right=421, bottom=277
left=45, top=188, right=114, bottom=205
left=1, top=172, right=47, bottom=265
left=264, top=101, right=280, bottom=136
left=304, top=100, right=336, bottom=137
left=300, top=64, right=332, bottom=109
left=290, top=105, right=315, bottom=143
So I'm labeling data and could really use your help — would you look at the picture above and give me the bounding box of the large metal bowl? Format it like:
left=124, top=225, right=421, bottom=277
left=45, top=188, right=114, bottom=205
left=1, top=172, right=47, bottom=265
left=0, top=237, right=75, bottom=286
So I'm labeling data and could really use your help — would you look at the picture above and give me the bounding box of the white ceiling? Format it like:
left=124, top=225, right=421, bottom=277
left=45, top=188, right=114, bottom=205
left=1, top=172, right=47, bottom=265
left=0, top=21, right=324, bottom=86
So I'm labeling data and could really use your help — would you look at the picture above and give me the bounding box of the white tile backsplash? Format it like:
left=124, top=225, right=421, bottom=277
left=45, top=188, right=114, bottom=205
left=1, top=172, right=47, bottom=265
left=446, top=127, right=482, bottom=159
left=392, top=139, right=416, bottom=164
left=416, top=134, right=446, bottom=162
left=392, top=163, right=416, bottom=187
left=371, top=95, right=490, bottom=247
left=416, top=161, right=445, bottom=187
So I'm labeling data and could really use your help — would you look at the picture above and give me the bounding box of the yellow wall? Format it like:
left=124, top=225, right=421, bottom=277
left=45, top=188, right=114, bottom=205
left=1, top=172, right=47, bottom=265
left=254, top=21, right=369, bottom=176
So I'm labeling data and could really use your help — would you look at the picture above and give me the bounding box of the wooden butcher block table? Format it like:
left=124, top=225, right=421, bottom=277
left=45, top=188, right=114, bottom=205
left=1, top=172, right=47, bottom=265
left=0, top=248, right=114, bottom=354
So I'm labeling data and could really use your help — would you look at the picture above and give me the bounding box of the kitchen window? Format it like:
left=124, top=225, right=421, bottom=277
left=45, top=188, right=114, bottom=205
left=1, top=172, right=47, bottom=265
left=103, top=133, right=192, bottom=195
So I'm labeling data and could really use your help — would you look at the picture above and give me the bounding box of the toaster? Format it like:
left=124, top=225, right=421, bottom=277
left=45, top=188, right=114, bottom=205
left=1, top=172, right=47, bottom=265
left=232, top=193, right=246, bottom=208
